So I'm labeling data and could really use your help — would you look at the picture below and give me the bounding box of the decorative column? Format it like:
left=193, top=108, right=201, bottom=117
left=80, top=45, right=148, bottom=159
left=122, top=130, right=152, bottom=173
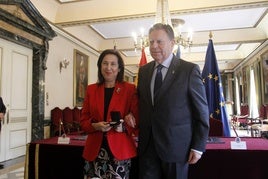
left=31, top=41, right=49, bottom=141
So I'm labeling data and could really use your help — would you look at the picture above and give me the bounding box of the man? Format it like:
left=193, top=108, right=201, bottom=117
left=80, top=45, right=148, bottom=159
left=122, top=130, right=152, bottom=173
left=0, top=97, right=6, bottom=169
left=137, top=23, right=210, bottom=179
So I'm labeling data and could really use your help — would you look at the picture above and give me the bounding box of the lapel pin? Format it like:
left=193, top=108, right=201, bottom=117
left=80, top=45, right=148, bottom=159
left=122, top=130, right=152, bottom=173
left=116, top=88, right=121, bottom=94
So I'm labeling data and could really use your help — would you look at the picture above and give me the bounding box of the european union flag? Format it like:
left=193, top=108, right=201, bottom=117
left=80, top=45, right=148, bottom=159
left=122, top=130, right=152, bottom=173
left=202, top=39, right=231, bottom=137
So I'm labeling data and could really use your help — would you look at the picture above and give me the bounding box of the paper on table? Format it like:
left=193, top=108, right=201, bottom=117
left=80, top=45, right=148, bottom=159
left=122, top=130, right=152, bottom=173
left=58, top=134, right=70, bottom=144
left=230, top=140, right=247, bottom=150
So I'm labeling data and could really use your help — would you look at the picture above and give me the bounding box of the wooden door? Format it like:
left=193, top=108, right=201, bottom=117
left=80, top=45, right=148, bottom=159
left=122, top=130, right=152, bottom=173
left=0, top=38, right=32, bottom=161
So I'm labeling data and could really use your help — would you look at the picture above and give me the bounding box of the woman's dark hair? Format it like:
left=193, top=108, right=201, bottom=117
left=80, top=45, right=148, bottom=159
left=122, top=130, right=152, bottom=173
left=97, top=49, right=125, bottom=84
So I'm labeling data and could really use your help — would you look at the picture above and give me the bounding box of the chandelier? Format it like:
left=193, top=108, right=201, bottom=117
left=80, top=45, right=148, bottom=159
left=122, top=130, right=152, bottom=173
left=132, top=0, right=193, bottom=51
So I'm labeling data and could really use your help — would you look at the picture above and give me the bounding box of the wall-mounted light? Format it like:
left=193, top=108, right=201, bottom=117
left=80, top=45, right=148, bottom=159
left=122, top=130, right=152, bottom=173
left=59, top=58, right=70, bottom=73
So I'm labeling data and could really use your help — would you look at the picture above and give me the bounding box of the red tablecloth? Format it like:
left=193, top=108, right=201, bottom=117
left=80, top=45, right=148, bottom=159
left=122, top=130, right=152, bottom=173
left=25, top=136, right=268, bottom=179
left=25, top=135, right=86, bottom=179
left=31, top=134, right=86, bottom=146
left=189, top=137, right=268, bottom=179
left=206, top=137, right=268, bottom=150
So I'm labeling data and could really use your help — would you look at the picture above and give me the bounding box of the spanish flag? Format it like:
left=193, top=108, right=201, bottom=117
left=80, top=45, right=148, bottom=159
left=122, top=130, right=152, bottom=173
left=135, top=47, right=147, bottom=85
left=139, top=47, right=147, bottom=67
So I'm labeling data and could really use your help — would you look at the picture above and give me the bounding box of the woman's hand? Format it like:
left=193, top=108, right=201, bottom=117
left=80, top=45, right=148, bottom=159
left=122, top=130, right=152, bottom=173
left=124, top=113, right=136, bottom=128
left=92, top=121, right=112, bottom=132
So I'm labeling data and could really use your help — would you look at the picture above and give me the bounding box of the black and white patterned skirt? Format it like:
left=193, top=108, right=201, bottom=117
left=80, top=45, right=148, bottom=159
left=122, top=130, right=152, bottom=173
left=84, top=138, right=131, bottom=179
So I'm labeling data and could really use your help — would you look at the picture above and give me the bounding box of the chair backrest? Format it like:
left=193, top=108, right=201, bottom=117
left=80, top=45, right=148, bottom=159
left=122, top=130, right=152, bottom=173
left=259, top=104, right=266, bottom=119
left=73, top=107, right=81, bottom=123
left=240, top=105, right=249, bottom=115
left=63, top=107, right=73, bottom=123
left=62, top=107, right=74, bottom=133
left=51, top=107, right=63, bottom=136
left=209, top=118, right=223, bottom=136
left=72, top=107, right=83, bottom=133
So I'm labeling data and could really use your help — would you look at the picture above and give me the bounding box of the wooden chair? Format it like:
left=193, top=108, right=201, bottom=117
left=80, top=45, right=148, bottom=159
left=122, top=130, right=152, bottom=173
left=62, top=107, right=74, bottom=134
left=51, top=107, right=63, bottom=136
left=248, top=105, right=267, bottom=137
left=73, top=107, right=82, bottom=133
left=231, top=105, right=249, bottom=129
left=209, top=118, right=223, bottom=137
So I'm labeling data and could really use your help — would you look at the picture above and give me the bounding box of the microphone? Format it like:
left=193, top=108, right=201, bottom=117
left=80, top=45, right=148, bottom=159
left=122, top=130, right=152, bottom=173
left=59, top=118, right=67, bottom=137
left=230, top=123, right=247, bottom=150
left=231, top=123, right=241, bottom=143
left=58, top=119, right=70, bottom=144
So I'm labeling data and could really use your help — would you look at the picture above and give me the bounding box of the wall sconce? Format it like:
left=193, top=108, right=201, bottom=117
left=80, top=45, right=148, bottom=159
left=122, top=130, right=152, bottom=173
left=59, top=58, right=70, bottom=73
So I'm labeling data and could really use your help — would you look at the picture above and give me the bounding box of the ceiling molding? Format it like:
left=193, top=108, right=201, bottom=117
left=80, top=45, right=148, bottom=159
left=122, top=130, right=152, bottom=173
left=56, top=2, right=268, bottom=27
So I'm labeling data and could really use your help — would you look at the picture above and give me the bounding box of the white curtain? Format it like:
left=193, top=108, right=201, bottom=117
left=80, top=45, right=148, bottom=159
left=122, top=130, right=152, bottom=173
left=249, top=67, right=259, bottom=118
left=235, top=76, right=241, bottom=115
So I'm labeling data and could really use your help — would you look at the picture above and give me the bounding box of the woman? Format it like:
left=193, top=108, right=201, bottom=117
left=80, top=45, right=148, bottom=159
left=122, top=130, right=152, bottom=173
left=0, top=97, right=6, bottom=169
left=80, top=49, right=139, bottom=179
left=0, top=97, right=5, bottom=123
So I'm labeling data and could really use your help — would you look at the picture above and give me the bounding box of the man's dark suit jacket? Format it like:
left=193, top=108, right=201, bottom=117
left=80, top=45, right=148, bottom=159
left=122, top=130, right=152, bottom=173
left=0, top=97, right=6, bottom=131
left=137, top=55, right=209, bottom=163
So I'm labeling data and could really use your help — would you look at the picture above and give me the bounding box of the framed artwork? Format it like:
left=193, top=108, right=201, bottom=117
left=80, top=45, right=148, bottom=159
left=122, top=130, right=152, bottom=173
left=261, top=50, right=268, bottom=104
left=73, top=49, right=89, bottom=107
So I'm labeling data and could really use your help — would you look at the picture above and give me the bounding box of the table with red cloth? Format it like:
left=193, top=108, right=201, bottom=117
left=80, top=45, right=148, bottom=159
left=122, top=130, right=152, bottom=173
left=25, top=136, right=268, bottom=179
left=24, top=135, right=86, bottom=179
left=189, top=137, right=268, bottom=179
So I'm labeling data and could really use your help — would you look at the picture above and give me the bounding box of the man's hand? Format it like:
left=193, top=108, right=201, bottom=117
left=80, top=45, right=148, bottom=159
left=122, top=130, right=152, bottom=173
left=124, top=113, right=136, bottom=128
left=188, top=150, right=202, bottom=164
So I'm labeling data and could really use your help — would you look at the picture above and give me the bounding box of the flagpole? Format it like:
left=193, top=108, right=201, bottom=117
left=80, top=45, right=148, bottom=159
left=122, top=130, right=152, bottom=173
left=209, top=31, right=212, bottom=39
left=113, top=40, right=117, bottom=50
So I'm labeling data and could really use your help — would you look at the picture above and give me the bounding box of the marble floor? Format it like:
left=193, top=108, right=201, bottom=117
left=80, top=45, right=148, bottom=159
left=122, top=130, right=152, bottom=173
left=0, top=156, right=24, bottom=179
left=0, top=167, right=24, bottom=179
